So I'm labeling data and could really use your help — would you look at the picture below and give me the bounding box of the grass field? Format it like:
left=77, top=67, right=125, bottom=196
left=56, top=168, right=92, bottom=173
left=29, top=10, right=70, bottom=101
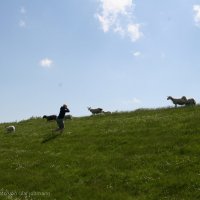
left=0, top=106, right=200, bottom=200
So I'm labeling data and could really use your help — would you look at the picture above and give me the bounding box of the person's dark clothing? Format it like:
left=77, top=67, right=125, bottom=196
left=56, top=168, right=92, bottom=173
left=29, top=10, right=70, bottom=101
left=58, top=106, right=70, bottom=119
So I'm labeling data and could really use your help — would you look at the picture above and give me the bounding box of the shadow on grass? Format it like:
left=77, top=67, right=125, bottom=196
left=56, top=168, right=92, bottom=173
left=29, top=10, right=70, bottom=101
left=41, top=131, right=62, bottom=143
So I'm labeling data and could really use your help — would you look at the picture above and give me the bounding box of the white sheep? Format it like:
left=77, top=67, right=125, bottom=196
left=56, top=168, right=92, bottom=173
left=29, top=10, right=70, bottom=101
left=5, top=125, right=15, bottom=133
left=88, top=107, right=103, bottom=115
left=167, top=96, right=187, bottom=107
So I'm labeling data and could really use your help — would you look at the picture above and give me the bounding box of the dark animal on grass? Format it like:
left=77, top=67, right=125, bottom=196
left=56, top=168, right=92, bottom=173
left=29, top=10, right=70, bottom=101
left=88, top=107, right=103, bottom=115
left=5, top=125, right=15, bottom=133
left=43, top=115, right=57, bottom=121
left=185, top=98, right=196, bottom=106
left=167, top=96, right=187, bottom=107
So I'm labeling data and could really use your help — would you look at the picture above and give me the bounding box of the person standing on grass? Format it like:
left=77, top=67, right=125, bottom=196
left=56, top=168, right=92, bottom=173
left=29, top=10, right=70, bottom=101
left=56, top=104, right=70, bottom=132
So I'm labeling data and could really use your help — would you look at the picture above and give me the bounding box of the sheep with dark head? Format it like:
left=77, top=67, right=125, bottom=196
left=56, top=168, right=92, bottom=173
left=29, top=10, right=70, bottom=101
left=185, top=98, right=196, bottom=106
left=167, top=96, right=187, bottom=107
left=88, top=107, right=103, bottom=115
left=43, top=115, right=57, bottom=121
left=5, top=125, right=15, bottom=133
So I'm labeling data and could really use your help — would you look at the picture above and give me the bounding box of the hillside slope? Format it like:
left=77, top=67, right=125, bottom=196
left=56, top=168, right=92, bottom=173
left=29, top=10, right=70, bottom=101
left=0, top=106, right=200, bottom=200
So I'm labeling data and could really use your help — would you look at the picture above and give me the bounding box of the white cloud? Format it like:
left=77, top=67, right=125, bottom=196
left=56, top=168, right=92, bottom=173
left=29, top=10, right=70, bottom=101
left=123, top=98, right=142, bottom=105
left=131, top=98, right=141, bottom=104
left=101, top=0, right=133, bottom=15
left=96, top=0, right=143, bottom=42
left=20, top=7, right=26, bottom=14
left=18, top=6, right=27, bottom=28
left=19, top=20, right=26, bottom=27
left=114, top=24, right=125, bottom=36
left=193, top=5, right=200, bottom=26
left=39, top=58, right=53, bottom=68
left=161, top=52, right=166, bottom=59
left=133, top=51, right=141, bottom=57
left=127, top=23, right=143, bottom=42
left=96, top=14, right=111, bottom=32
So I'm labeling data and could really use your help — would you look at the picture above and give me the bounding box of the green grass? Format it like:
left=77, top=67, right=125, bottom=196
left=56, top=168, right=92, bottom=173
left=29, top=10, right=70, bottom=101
left=1, top=106, right=200, bottom=199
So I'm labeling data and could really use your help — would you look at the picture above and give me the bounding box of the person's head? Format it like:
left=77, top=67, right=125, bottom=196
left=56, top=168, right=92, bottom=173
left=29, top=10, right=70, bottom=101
left=63, top=104, right=67, bottom=108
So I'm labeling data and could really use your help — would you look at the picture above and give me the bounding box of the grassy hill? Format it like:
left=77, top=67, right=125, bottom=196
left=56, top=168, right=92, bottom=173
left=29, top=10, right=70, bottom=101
left=0, top=106, right=200, bottom=200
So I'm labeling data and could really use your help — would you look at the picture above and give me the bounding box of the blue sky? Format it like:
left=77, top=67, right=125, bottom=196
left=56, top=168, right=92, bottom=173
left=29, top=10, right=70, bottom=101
left=1, top=0, right=200, bottom=122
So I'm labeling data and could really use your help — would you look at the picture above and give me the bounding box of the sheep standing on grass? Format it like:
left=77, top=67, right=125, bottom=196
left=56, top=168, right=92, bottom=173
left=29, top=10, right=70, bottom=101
left=88, top=107, right=103, bottom=115
left=43, top=115, right=57, bottom=121
left=5, top=126, right=15, bottom=133
left=167, top=96, right=187, bottom=107
left=185, top=98, right=196, bottom=106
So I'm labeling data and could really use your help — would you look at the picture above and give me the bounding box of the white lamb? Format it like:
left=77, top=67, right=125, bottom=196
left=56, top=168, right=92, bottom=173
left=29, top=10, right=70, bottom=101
left=6, top=125, right=15, bottom=133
